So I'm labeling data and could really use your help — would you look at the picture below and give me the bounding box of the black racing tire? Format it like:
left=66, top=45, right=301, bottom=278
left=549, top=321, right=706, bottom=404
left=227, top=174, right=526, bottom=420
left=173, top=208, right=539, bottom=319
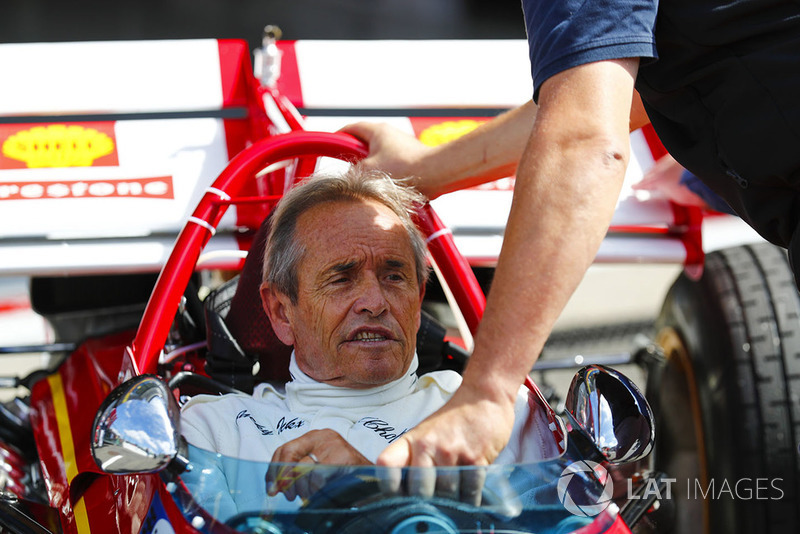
left=648, top=243, right=800, bottom=534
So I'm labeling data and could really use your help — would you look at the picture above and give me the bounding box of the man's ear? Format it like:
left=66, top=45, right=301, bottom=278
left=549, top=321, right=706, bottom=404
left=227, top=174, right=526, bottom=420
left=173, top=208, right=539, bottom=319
left=260, top=282, right=295, bottom=346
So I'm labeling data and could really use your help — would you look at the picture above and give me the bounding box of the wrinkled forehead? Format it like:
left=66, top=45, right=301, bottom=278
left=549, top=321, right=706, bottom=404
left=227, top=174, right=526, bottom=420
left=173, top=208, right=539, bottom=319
left=296, top=199, right=414, bottom=270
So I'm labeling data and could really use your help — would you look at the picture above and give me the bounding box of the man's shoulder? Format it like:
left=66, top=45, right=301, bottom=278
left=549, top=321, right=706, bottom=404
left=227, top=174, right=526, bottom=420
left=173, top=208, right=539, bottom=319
left=523, top=0, right=658, bottom=100
left=181, top=381, right=287, bottom=413
left=181, top=391, right=253, bottom=414
left=417, top=370, right=462, bottom=393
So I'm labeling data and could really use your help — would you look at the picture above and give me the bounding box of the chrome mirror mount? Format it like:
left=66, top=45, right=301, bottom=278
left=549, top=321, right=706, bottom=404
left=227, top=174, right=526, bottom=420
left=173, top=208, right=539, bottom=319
left=92, top=375, right=188, bottom=474
left=564, top=364, right=655, bottom=464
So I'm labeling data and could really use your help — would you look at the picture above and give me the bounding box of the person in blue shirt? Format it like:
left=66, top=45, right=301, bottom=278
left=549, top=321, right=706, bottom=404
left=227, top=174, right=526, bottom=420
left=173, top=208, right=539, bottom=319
left=342, top=0, right=800, bottom=472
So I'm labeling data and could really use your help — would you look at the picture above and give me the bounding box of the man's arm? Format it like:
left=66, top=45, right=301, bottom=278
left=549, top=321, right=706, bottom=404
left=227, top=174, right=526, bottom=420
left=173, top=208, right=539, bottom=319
left=341, top=100, right=537, bottom=199
left=374, top=58, right=640, bottom=467
left=342, top=91, right=649, bottom=200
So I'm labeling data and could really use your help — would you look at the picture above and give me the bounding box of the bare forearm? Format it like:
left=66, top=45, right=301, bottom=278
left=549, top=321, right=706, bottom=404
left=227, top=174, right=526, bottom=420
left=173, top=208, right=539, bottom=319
left=343, top=101, right=536, bottom=199
left=462, top=136, right=628, bottom=398
left=461, top=60, right=638, bottom=401
left=417, top=100, right=537, bottom=198
left=419, top=88, right=648, bottom=198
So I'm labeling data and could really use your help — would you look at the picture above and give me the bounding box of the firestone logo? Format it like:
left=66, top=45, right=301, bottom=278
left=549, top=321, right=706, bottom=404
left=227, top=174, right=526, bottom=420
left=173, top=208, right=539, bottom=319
left=557, top=461, right=614, bottom=517
left=0, top=177, right=174, bottom=201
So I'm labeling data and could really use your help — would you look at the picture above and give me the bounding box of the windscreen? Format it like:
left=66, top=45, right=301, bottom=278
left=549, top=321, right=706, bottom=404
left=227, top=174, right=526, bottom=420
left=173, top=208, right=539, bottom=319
left=171, top=441, right=619, bottom=534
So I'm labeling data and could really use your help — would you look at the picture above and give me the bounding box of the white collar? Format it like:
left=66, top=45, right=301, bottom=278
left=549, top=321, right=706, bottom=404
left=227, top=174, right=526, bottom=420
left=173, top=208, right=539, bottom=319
left=280, top=351, right=420, bottom=411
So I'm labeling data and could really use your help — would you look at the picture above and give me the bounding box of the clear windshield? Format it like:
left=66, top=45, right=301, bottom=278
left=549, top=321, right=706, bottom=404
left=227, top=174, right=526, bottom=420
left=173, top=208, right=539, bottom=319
left=171, top=442, right=619, bottom=534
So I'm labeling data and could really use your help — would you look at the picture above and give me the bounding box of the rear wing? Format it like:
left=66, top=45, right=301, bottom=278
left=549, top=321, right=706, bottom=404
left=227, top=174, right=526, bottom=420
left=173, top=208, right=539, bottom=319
left=0, top=36, right=703, bottom=277
left=273, top=39, right=702, bottom=268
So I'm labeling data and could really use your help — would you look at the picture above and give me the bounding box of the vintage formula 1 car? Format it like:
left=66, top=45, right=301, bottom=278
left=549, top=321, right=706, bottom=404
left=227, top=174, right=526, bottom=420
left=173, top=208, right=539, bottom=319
left=0, top=27, right=797, bottom=534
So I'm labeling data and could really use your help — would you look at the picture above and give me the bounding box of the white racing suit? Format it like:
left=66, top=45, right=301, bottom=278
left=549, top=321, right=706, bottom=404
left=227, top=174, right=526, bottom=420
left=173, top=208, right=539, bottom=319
left=180, top=353, right=560, bottom=519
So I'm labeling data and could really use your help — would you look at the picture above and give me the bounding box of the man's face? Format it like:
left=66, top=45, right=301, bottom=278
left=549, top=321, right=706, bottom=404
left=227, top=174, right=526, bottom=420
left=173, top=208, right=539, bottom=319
left=263, top=199, right=424, bottom=389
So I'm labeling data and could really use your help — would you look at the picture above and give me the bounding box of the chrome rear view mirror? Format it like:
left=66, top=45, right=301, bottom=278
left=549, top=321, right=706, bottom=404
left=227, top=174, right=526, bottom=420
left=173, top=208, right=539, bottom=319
left=564, top=364, right=654, bottom=464
left=92, top=375, right=187, bottom=474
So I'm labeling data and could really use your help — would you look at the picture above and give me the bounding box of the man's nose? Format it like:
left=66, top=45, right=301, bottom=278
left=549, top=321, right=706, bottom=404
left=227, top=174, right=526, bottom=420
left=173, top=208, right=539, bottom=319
left=355, top=276, right=388, bottom=316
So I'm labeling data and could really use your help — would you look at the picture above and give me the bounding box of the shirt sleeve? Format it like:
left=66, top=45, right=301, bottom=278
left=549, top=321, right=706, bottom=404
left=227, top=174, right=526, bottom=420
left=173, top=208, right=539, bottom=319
left=180, top=403, right=219, bottom=452
left=522, top=0, right=659, bottom=101
left=496, top=386, right=564, bottom=464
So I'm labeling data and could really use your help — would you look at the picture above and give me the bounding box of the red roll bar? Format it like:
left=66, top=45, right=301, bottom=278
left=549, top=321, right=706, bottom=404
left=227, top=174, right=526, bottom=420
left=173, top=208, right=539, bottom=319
left=129, top=131, right=488, bottom=374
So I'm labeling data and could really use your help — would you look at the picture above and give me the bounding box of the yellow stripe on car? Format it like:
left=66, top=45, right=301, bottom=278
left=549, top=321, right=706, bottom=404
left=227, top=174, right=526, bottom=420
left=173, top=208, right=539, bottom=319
left=48, top=373, right=92, bottom=533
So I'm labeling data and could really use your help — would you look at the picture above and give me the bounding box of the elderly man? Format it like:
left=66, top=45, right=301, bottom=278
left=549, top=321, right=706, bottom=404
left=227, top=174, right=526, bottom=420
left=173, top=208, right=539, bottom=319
left=179, top=166, right=557, bottom=518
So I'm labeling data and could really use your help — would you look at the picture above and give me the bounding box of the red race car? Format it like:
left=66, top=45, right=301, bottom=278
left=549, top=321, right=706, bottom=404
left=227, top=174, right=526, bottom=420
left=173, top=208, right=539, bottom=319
left=0, top=26, right=795, bottom=534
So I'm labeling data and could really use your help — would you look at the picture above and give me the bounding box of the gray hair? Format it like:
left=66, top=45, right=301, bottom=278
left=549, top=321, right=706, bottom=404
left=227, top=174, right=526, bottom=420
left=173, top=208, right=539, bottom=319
left=263, top=165, right=429, bottom=302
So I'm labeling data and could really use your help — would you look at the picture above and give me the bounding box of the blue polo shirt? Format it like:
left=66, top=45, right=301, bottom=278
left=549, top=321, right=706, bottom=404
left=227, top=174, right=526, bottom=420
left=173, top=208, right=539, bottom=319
left=522, top=0, right=659, bottom=101
left=523, top=0, right=800, bottom=286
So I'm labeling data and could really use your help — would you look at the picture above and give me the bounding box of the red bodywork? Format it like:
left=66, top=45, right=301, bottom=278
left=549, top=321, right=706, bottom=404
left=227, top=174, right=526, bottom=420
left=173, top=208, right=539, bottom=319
left=29, top=331, right=182, bottom=533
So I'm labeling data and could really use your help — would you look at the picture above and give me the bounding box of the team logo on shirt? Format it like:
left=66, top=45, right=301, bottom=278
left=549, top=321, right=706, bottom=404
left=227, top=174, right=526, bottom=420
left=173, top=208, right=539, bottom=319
left=236, top=410, right=274, bottom=435
left=358, top=417, right=408, bottom=443
left=276, top=416, right=305, bottom=434
left=236, top=410, right=306, bottom=436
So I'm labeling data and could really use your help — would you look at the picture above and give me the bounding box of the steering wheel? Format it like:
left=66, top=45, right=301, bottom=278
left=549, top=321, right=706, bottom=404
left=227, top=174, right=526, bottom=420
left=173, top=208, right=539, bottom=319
left=291, top=472, right=513, bottom=534
left=224, top=513, right=283, bottom=534
left=222, top=473, right=468, bottom=534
